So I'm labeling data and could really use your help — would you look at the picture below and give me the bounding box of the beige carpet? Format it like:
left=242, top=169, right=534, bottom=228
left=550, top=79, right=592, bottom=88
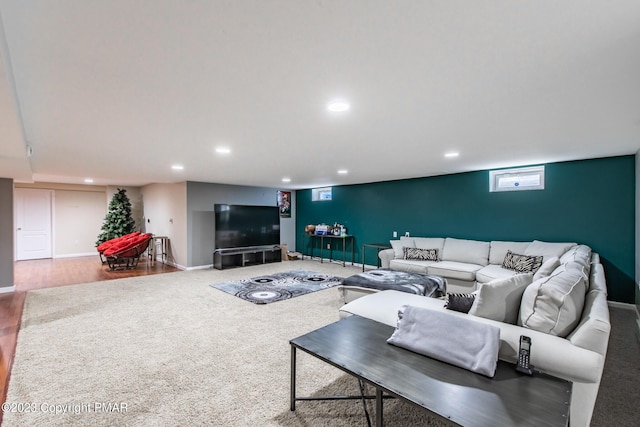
left=5, top=261, right=446, bottom=426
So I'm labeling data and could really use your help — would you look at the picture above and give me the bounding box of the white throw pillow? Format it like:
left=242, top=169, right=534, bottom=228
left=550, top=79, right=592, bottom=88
left=550, top=261, right=590, bottom=284
left=390, top=238, right=415, bottom=258
left=524, top=240, right=576, bottom=262
left=519, top=263, right=587, bottom=337
left=468, top=274, right=533, bottom=324
left=532, top=256, right=560, bottom=281
left=559, top=244, right=592, bottom=268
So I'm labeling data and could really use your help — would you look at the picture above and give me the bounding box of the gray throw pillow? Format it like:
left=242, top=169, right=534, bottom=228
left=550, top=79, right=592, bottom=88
left=444, top=293, right=476, bottom=314
left=468, top=274, right=533, bottom=324
left=532, top=256, right=560, bottom=281
left=502, top=251, right=543, bottom=273
left=403, top=247, right=438, bottom=261
left=390, top=239, right=414, bottom=258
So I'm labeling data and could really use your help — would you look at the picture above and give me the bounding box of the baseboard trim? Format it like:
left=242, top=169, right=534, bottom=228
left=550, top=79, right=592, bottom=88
left=170, top=262, right=186, bottom=270
left=0, top=285, right=16, bottom=294
left=186, top=264, right=212, bottom=271
left=607, top=301, right=636, bottom=310
left=147, top=255, right=185, bottom=270
left=54, top=252, right=96, bottom=259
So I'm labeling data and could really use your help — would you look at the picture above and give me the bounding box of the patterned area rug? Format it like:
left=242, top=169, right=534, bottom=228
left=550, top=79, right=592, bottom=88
left=210, top=270, right=343, bottom=304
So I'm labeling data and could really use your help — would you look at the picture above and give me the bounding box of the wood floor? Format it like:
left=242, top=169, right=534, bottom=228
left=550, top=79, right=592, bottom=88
left=0, top=255, right=179, bottom=424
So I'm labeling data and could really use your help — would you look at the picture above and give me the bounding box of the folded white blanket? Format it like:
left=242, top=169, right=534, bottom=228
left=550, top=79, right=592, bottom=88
left=387, top=305, right=500, bottom=377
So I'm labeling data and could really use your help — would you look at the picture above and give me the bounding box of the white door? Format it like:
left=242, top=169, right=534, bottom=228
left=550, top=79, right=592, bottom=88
left=15, top=189, right=53, bottom=260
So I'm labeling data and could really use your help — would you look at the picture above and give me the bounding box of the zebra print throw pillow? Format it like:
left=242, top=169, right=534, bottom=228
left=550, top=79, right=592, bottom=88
left=502, top=250, right=543, bottom=273
left=403, top=247, right=438, bottom=261
left=444, top=293, right=476, bottom=313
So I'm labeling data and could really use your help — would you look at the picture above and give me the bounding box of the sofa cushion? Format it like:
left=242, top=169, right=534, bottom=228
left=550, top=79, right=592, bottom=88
left=427, top=261, right=482, bottom=281
left=559, top=244, right=592, bottom=268
left=389, top=259, right=434, bottom=275
left=519, top=262, right=587, bottom=337
left=441, top=238, right=490, bottom=266
left=475, top=264, right=518, bottom=283
left=403, top=247, right=438, bottom=261
left=469, top=274, right=533, bottom=324
left=502, top=251, right=543, bottom=273
left=489, top=241, right=531, bottom=265
left=390, top=238, right=415, bottom=258
left=524, top=240, right=576, bottom=262
left=532, top=256, right=560, bottom=281
left=412, top=237, right=446, bottom=259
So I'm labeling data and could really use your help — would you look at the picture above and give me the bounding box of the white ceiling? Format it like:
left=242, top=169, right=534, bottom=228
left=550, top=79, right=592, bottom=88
left=0, top=1, right=639, bottom=189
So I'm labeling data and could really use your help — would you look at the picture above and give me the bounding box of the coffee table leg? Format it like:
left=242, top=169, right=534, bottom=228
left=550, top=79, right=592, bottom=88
left=376, top=388, right=383, bottom=426
left=290, top=346, right=296, bottom=411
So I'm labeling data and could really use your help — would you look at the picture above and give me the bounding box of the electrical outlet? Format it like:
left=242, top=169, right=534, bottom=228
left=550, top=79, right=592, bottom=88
left=327, top=244, right=330, bottom=249
left=405, top=232, right=410, bottom=237
left=393, top=231, right=397, bottom=238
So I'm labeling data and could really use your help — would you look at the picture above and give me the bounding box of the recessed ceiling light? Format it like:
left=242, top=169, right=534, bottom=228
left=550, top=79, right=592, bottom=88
left=216, top=146, right=231, bottom=154
left=282, top=177, right=291, bottom=183
left=84, top=178, right=94, bottom=183
left=444, top=152, right=459, bottom=158
left=337, top=169, right=348, bottom=174
left=327, top=101, right=350, bottom=112
left=172, top=165, right=184, bottom=170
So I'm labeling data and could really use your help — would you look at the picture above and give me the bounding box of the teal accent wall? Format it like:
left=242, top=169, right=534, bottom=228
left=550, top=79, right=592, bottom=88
left=635, top=152, right=640, bottom=314
left=296, top=156, right=635, bottom=303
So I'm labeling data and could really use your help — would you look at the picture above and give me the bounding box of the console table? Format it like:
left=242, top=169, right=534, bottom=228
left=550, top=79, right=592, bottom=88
left=361, top=243, right=391, bottom=271
left=302, top=234, right=354, bottom=267
left=290, top=315, right=571, bottom=427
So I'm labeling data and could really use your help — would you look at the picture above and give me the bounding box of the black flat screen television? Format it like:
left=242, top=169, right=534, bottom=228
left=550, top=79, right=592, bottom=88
left=214, top=204, right=281, bottom=249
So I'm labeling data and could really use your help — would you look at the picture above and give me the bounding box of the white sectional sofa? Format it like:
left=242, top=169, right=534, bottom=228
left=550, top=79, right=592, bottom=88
left=380, top=236, right=581, bottom=293
left=340, top=237, right=611, bottom=427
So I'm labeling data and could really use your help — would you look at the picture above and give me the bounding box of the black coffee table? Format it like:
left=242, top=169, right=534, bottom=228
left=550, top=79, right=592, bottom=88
left=290, top=315, right=571, bottom=427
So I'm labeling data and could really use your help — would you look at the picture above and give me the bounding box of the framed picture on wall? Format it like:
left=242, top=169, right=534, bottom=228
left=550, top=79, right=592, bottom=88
left=277, top=191, right=291, bottom=218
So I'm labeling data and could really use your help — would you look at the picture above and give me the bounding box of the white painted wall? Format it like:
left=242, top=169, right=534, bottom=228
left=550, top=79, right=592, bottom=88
left=141, top=182, right=187, bottom=268
left=55, top=190, right=106, bottom=256
left=15, top=182, right=107, bottom=258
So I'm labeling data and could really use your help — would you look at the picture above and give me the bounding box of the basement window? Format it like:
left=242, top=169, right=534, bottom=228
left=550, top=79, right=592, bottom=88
left=312, top=187, right=332, bottom=201
left=489, top=165, right=545, bottom=192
